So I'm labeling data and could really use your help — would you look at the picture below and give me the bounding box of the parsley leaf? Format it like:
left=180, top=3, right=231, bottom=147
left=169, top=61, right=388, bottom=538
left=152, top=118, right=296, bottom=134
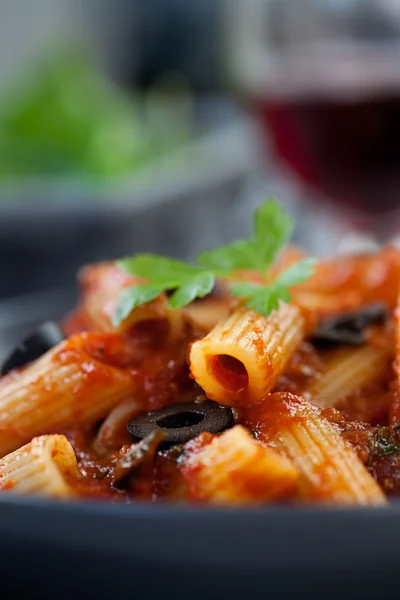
left=230, top=281, right=289, bottom=314
left=168, top=272, right=215, bottom=308
left=273, top=258, right=318, bottom=288
left=113, top=282, right=167, bottom=326
left=113, top=199, right=317, bottom=325
left=253, top=199, right=294, bottom=267
left=198, top=198, right=293, bottom=273
left=115, top=255, right=216, bottom=324
left=198, top=239, right=260, bottom=272
left=229, top=258, right=317, bottom=315
left=118, top=254, right=200, bottom=282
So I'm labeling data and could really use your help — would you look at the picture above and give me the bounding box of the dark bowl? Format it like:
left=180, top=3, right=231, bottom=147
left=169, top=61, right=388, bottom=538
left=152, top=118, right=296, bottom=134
left=0, top=291, right=400, bottom=600
left=0, top=497, right=399, bottom=600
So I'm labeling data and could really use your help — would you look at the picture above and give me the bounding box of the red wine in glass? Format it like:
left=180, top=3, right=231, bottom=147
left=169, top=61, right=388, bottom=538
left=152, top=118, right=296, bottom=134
left=255, top=95, right=400, bottom=236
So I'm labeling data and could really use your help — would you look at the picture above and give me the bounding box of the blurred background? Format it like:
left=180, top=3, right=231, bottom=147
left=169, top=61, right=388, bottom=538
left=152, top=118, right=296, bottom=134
left=0, top=0, right=400, bottom=352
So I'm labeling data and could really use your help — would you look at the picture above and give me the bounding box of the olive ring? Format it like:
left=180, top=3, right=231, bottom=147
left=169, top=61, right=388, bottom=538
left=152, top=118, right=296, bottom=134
left=127, top=400, right=234, bottom=446
left=310, top=303, right=388, bottom=348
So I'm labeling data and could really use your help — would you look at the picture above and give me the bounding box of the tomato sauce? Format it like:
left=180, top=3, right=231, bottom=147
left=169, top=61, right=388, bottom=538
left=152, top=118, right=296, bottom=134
left=1, top=247, right=400, bottom=505
left=40, top=313, right=400, bottom=502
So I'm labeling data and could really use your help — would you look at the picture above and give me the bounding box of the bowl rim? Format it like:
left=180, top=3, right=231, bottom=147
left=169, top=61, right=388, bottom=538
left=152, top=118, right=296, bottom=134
left=0, top=495, right=399, bottom=571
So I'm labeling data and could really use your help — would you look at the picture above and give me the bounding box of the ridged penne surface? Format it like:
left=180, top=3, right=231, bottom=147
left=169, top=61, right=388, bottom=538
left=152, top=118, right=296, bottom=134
left=181, top=426, right=298, bottom=505
left=395, top=291, right=400, bottom=385
left=0, top=333, right=137, bottom=457
left=189, top=304, right=304, bottom=407
left=0, top=435, right=78, bottom=497
left=390, top=290, right=400, bottom=423
left=305, top=344, right=393, bottom=409
left=247, top=392, right=386, bottom=505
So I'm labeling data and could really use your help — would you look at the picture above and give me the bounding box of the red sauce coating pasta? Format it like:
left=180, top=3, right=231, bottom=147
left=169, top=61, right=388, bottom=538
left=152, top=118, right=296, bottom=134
left=0, top=246, right=399, bottom=505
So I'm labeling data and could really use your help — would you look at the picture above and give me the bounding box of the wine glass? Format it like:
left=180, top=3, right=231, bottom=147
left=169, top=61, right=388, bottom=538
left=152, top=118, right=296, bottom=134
left=226, top=0, right=400, bottom=253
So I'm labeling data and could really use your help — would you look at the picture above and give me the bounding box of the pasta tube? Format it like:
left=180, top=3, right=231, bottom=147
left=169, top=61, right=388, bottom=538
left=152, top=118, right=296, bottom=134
left=78, top=262, right=185, bottom=341
left=0, top=435, right=78, bottom=497
left=390, top=291, right=400, bottom=424
left=395, top=290, right=400, bottom=385
left=93, top=397, right=145, bottom=455
left=305, top=344, right=393, bottom=409
left=190, top=304, right=304, bottom=407
left=247, top=392, right=386, bottom=505
left=183, top=297, right=231, bottom=333
left=296, top=245, right=400, bottom=308
left=0, top=333, right=137, bottom=457
left=181, top=426, right=298, bottom=505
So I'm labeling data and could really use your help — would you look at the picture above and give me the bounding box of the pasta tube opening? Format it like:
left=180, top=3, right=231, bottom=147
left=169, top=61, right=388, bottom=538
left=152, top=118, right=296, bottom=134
left=210, top=355, right=249, bottom=396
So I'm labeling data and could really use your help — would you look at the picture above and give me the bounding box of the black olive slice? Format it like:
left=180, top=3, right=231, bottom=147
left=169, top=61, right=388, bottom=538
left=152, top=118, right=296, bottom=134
left=1, top=321, right=64, bottom=376
left=322, top=303, right=388, bottom=332
left=127, top=400, right=234, bottom=446
left=311, top=329, right=366, bottom=348
left=310, top=303, right=388, bottom=349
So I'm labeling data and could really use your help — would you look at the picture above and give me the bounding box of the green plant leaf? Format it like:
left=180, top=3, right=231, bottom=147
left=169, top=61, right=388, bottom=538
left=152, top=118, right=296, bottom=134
left=168, top=272, right=215, bottom=309
left=112, top=283, right=166, bottom=326
left=113, top=199, right=318, bottom=324
left=117, top=254, right=199, bottom=281
left=253, top=198, right=294, bottom=267
left=198, top=240, right=260, bottom=272
left=274, top=257, right=318, bottom=288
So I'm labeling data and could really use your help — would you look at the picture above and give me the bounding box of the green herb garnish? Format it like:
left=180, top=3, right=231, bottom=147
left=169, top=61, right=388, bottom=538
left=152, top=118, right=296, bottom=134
left=373, top=427, right=400, bottom=458
left=113, top=199, right=317, bottom=326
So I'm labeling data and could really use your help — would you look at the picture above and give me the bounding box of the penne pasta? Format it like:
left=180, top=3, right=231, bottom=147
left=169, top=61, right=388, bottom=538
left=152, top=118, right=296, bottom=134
left=77, top=262, right=185, bottom=342
left=395, top=290, right=400, bottom=387
left=1, top=199, right=397, bottom=506
left=246, top=392, right=386, bottom=505
left=183, top=297, right=231, bottom=333
left=92, top=397, right=145, bottom=456
left=190, top=303, right=304, bottom=407
left=296, top=245, right=400, bottom=308
left=0, top=435, right=79, bottom=497
left=0, top=333, right=137, bottom=457
left=292, top=290, right=364, bottom=333
left=78, top=261, right=142, bottom=331
left=305, top=343, right=393, bottom=409
left=390, top=290, right=400, bottom=424
left=181, top=425, right=298, bottom=505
